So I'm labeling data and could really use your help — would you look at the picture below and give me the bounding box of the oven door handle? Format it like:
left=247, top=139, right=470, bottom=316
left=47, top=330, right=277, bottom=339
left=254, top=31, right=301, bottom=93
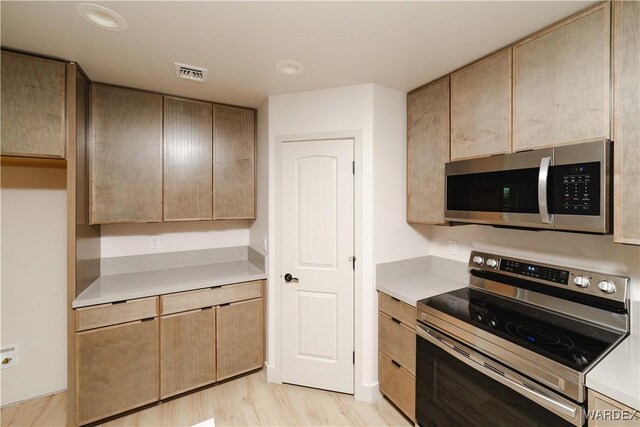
left=538, top=156, right=553, bottom=224
left=416, top=324, right=583, bottom=426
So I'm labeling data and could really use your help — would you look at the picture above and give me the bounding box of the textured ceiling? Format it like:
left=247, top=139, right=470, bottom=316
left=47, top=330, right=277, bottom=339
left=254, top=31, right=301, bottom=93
left=1, top=1, right=595, bottom=107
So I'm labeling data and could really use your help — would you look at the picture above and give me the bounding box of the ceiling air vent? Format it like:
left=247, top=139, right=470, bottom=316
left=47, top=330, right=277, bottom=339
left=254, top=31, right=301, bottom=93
left=174, top=63, right=207, bottom=82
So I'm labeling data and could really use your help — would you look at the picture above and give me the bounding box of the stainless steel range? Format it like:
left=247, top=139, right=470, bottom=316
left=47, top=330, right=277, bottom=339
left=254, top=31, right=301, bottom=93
left=416, top=251, right=630, bottom=427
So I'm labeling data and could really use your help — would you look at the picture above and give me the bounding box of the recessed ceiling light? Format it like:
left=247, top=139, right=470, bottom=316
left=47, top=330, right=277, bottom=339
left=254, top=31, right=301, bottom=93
left=276, top=60, right=304, bottom=76
left=77, top=3, right=127, bottom=32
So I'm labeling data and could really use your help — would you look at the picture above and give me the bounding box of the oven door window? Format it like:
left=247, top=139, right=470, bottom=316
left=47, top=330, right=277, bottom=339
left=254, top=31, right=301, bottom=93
left=416, top=335, right=578, bottom=427
left=446, top=168, right=540, bottom=213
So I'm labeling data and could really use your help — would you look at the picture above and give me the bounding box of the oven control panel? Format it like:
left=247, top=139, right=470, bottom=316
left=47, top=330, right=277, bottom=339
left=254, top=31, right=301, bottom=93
left=499, top=260, right=569, bottom=285
left=468, top=251, right=629, bottom=304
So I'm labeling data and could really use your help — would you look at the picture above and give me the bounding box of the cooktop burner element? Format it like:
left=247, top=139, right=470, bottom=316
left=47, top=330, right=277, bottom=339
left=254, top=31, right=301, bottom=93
left=505, top=321, right=574, bottom=351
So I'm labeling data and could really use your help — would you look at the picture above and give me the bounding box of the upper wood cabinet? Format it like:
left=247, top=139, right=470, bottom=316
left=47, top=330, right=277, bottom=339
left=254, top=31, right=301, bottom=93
left=407, top=76, right=450, bottom=224
left=1, top=51, right=66, bottom=159
left=90, top=84, right=163, bottom=224
left=613, top=0, right=640, bottom=245
left=213, top=105, right=256, bottom=219
left=451, top=48, right=512, bottom=160
left=513, top=3, right=611, bottom=151
left=89, top=85, right=255, bottom=224
left=163, top=97, right=213, bottom=221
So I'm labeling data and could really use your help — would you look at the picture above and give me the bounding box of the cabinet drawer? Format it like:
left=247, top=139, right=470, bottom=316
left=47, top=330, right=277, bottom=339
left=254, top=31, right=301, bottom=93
left=76, top=297, right=158, bottom=331
left=161, top=281, right=262, bottom=315
left=378, top=292, right=416, bottom=329
left=379, top=352, right=415, bottom=420
left=379, top=312, right=416, bottom=375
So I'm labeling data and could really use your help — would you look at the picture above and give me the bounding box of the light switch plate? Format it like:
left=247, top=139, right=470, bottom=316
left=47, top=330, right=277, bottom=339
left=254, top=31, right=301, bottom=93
left=448, top=239, right=458, bottom=255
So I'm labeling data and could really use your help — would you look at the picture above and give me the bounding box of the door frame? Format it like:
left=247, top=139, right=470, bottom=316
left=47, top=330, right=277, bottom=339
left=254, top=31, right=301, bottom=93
left=273, top=130, right=364, bottom=399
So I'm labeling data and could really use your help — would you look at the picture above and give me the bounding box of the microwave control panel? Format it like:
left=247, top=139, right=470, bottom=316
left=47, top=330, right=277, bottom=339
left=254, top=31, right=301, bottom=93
left=551, top=162, right=600, bottom=216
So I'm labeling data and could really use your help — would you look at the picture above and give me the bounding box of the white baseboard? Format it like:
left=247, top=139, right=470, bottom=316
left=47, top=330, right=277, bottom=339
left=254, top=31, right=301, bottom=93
left=355, top=381, right=381, bottom=403
left=265, top=361, right=281, bottom=383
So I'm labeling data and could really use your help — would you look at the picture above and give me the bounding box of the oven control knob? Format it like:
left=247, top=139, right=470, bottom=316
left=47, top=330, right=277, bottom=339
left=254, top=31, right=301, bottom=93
left=573, top=276, right=590, bottom=288
left=486, top=258, right=498, bottom=269
left=598, top=280, right=616, bottom=294
left=472, top=256, right=484, bottom=266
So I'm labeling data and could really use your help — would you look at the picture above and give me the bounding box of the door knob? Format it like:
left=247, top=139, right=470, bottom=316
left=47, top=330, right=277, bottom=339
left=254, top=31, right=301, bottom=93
left=284, top=273, right=299, bottom=283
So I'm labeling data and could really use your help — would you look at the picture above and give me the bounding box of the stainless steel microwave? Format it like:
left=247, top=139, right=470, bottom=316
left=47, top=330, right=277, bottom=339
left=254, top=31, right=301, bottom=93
left=444, top=140, right=612, bottom=233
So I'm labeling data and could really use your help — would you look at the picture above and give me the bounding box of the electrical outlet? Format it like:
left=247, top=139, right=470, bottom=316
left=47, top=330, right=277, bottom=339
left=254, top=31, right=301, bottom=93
left=448, top=239, right=458, bottom=255
left=263, top=237, right=268, bottom=253
left=1, top=344, right=20, bottom=369
left=152, top=237, right=160, bottom=249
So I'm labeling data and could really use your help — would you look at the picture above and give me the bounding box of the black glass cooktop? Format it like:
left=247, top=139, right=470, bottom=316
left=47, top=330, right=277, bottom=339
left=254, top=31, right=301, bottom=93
left=419, top=287, right=625, bottom=372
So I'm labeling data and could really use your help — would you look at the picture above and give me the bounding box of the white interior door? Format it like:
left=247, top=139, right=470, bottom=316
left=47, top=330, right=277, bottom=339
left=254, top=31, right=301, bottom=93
left=281, top=138, right=354, bottom=394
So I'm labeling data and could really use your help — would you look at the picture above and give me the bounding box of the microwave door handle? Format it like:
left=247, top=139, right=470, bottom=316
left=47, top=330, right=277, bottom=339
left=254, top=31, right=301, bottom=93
left=538, top=156, right=552, bottom=224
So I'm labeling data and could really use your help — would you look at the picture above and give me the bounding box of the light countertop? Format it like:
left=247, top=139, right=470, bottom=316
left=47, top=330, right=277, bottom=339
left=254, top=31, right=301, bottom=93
left=376, top=255, right=468, bottom=307
left=586, top=301, right=640, bottom=411
left=74, top=260, right=266, bottom=308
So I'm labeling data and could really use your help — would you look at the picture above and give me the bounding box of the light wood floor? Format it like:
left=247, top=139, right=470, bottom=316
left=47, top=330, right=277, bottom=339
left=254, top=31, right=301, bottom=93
left=1, top=372, right=411, bottom=427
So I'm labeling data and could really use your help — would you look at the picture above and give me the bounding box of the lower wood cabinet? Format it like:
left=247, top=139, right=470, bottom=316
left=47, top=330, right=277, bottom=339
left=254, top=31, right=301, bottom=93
left=588, top=390, right=640, bottom=426
left=160, top=308, right=217, bottom=399
left=378, top=291, right=416, bottom=421
left=379, top=352, right=415, bottom=420
left=75, top=281, right=265, bottom=426
left=76, top=319, right=160, bottom=425
left=216, top=298, right=264, bottom=380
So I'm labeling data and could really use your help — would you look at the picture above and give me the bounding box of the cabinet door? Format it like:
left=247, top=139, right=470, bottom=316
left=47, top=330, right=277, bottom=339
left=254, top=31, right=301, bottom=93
left=587, top=390, right=640, bottom=426
left=613, top=0, right=640, bottom=245
left=513, top=3, right=610, bottom=151
left=213, top=105, right=255, bottom=219
left=90, top=84, right=163, bottom=224
left=160, top=308, right=216, bottom=399
left=76, top=319, right=159, bottom=425
left=1, top=51, right=66, bottom=159
left=451, top=48, right=512, bottom=160
left=216, top=298, right=263, bottom=381
left=164, top=97, right=213, bottom=221
left=407, top=76, right=450, bottom=224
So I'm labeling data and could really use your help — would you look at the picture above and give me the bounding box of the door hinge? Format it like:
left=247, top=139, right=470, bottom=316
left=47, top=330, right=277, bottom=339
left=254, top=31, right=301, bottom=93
left=349, top=256, right=357, bottom=270
left=352, top=161, right=355, bottom=175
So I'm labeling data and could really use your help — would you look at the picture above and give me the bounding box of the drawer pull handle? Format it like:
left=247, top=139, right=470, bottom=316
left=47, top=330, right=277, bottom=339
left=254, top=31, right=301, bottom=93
left=112, top=300, right=127, bottom=305
left=391, top=359, right=401, bottom=368
left=390, top=317, right=401, bottom=324
left=141, top=317, right=155, bottom=322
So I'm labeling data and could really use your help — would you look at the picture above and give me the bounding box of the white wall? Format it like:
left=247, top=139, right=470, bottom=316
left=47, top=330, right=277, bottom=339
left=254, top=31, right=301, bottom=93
left=264, top=83, right=430, bottom=401
left=430, top=225, right=640, bottom=301
left=101, top=220, right=250, bottom=258
left=1, top=166, right=68, bottom=406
